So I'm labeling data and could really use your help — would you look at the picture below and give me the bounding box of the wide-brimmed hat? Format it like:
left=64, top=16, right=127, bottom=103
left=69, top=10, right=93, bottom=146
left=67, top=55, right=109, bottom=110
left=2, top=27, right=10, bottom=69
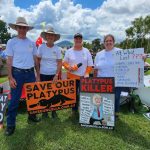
left=41, top=27, right=60, bottom=41
left=9, top=17, right=34, bottom=31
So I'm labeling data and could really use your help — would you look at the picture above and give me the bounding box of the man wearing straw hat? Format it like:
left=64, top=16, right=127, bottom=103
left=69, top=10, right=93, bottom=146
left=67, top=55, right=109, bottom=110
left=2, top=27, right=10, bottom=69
left=5, top=17, right=40, bottom=136
left=37, top=27, right=62, bottom=119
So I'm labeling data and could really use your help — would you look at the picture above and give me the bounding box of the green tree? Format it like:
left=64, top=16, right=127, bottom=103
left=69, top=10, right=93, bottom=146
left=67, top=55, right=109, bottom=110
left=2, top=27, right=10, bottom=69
left=0, top=19, right=11, bottom=44
left=83, top=41, right=92, bottom=50
left=120, top=15, right=150, bottom=53
left=92, top=38, right=102, bottom=53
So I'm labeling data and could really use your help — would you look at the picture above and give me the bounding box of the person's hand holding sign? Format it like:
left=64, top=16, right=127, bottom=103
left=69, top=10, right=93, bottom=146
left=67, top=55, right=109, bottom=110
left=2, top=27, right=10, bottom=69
left=36, top=74, right=40, bottom=82
left=52, top=74, right=58, bottom=83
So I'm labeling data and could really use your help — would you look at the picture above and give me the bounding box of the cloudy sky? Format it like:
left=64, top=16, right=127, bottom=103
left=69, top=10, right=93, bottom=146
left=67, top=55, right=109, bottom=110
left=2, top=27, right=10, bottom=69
left=0, top=0, right=149, bottom=43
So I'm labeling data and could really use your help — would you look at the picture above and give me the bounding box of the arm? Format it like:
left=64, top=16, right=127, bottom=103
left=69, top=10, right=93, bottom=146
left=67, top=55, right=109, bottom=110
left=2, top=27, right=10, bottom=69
left=53, top=59, right=62, bottom=81
left=93, top=69, right=98, bottom=77
left=63, top=61, right=79, bottom=72
left=63, top=50, right=74, bottom=72
left=34, top=55, right=40, bottom=82
left=84, top=66, right=93, bottom=77
left=7, top=56, right=17, bottom=88
left=84, top=50, right=94, bottom=77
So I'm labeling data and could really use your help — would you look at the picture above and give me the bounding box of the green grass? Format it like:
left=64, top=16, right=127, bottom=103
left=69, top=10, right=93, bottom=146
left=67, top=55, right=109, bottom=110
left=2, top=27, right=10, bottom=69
left=146, top=58, right=150, bottom=64
left=0, top=61, right=150, bottom=150
left=0, top=105, right=150, bottom=150
left=0, top=76, right=8, bottom=83
left=145, top=58, right=150, bottom=75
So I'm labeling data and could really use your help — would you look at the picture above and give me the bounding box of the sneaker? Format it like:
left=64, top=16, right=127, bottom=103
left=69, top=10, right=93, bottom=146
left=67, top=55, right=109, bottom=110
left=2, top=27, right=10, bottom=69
left=51, top=111, right=58, bottom=118
left=5, top=126, right=15, bottom=136
left=28, top=116, right=41, bottom=124
left=42, top=112, right=49, bottom=119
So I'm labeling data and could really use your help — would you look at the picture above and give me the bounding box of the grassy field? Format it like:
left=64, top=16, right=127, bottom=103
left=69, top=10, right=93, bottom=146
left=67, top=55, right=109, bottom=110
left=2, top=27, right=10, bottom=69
left=0, top=59, right=150, bottom=150
left=0, top=105, right=150, bottom=150
left=0, top=76, right=8, bottom=83
left=146, top=58, right=150, bottom=64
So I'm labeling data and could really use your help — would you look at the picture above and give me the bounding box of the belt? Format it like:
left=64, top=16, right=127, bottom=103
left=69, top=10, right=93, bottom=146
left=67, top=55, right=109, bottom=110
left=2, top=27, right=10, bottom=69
left=12, top=67, right=34, bottom=72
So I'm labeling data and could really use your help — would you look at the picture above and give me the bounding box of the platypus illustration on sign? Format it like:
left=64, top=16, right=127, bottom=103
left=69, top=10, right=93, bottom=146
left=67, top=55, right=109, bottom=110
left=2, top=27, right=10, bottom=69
left=29, top=93, right=74, bottom=109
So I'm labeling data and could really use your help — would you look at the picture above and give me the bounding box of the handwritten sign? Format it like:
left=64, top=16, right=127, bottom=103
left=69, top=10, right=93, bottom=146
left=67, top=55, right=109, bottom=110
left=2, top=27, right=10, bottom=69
left=25, top=79, right=76, bottom=114
left=114, top=48, right=144, bottom=87
left=0, top=94, right=8, bottom=123
left=79, top=77, right=115, bottom=130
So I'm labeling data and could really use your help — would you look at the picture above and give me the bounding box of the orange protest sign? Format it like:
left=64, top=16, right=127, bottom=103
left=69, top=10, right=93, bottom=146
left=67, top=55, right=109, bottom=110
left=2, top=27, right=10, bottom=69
left=24, top=79, right=76, bottom=114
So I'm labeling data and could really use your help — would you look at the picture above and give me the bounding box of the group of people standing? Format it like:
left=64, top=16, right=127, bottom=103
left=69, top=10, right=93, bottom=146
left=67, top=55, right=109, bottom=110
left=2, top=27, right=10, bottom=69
left=3, top=16, right=146, bottom=136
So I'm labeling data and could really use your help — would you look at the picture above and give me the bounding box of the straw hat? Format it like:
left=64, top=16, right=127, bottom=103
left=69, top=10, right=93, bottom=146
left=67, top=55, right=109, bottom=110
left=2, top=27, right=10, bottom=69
left=9, top=17, right=34, bottom=31
left=41, top=27, right=60, bottom=42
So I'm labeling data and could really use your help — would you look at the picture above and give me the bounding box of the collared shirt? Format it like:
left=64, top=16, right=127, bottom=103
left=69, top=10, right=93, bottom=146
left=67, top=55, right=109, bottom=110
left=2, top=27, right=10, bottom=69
left=6, top=37, right=37, bottom=69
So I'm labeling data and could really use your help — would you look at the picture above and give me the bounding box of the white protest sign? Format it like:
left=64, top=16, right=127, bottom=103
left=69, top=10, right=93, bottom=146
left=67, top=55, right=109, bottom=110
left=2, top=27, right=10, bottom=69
left=114, top=48, right=144, bottom=87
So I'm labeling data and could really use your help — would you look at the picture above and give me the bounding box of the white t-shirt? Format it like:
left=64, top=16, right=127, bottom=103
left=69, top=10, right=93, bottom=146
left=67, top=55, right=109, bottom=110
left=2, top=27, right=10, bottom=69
left=94, top=47, right=121, bottom=77
left=37, top=43, right=62, bottom=75
left=64, top=47, right=93, bottom=76
left=6, top=37, right=37, bottom=69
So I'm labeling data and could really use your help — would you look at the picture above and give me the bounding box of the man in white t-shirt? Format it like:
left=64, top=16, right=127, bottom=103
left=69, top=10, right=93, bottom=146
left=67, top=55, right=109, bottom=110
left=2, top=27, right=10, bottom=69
left=63, top=33, right=93, bottom=116
left=5, top=17, right=40, bottom=136
left=37, top=27, right=62, bottom=118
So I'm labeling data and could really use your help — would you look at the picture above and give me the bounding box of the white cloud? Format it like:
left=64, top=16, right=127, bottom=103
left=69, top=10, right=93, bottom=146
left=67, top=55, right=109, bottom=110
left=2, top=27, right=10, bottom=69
left=0, top=0, right=149, bottom=43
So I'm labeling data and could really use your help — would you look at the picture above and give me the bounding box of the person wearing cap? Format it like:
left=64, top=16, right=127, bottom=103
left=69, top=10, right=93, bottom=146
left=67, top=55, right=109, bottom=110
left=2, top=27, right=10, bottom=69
left=63, top=33, right=93, bottom=116
left=37, top=27, right=62, bottom=119
left=5, top=17, right=40, bottom=136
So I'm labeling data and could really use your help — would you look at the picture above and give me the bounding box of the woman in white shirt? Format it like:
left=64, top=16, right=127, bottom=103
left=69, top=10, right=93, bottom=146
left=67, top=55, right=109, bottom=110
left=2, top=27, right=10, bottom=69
left=37, top=27, right=62, bottom=119
left=63, top=33, right=93, bottom=116
left=94, top=34, right=128, bottom=118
